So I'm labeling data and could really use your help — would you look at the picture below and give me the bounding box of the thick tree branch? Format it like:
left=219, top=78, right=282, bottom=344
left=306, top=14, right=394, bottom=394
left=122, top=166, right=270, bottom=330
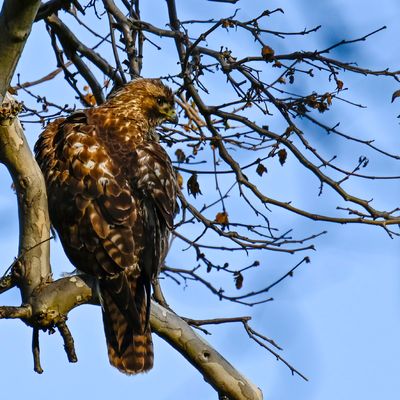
left=0, top=95, right=82, bottom=370
left=0, top=0, right=42, bottom=100
left=0, top=94, right=51, bottom=301
left=152, top=301, right=263, bottom=400
left=0, top=305, right=31, bottom=319
left=0, top=272, right=263, bottom=399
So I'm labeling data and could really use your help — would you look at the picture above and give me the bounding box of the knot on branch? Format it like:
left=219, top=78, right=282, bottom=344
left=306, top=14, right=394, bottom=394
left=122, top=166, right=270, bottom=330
left=0, top=301, right=67, bottom=331
left=0, top=98, right=23, bottom=126
left=28, top=305, right=63, bottom=330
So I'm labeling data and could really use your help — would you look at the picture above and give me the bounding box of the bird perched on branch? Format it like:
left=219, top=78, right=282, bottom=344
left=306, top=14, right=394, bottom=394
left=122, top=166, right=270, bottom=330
left=35, top=78, right=178, bottom=374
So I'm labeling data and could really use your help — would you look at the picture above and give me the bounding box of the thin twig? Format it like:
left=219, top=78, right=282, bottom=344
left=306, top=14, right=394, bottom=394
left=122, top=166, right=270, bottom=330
left=56, top=318, right=78, bottom=363
left=32, top=328, right=43, bottom=374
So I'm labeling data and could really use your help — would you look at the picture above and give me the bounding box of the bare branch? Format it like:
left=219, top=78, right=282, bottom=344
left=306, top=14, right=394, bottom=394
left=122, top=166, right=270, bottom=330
left=0, top=94, right=51, bottom=301
left=56, top=318, right=78, bottom=363
left=32, top=328, right=43, bottom=374
left=0, top=304, right=31, bottom=319
left=1, top=272, right=264, bottom=399
left=12, top=62, right=73, bottom=92
left=0, top=273, right=15, bottom=295
left=35, top=1, right=84, bottom=22
left=152, top=301, right=263, bottom=400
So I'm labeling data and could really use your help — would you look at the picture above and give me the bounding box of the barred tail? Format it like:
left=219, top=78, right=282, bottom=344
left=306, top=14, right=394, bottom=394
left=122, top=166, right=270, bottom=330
left=100, top=274, right=153, bottom=374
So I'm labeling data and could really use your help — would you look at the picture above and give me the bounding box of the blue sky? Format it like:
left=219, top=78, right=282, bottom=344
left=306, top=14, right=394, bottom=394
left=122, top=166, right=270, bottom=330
left=0, top=1, right=399, bottom=399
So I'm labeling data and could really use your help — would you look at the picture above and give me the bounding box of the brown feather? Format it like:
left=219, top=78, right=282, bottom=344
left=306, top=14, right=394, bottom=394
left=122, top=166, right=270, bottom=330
left=34, top=78, right=177, bottom=374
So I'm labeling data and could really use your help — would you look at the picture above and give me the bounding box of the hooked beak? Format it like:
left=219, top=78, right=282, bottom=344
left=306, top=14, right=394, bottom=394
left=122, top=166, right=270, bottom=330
left=165, top=108, right=179, bottom=125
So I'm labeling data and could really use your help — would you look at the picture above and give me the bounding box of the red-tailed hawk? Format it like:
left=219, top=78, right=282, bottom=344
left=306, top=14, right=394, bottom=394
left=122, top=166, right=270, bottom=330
left=34, top=79, right=178, bottom=374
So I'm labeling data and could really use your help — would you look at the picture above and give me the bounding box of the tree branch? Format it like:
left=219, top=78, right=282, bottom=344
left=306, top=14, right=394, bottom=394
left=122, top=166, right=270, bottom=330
left=0, top=271, right=263, bottom=399
left=0, top=305, right=31, bottom=319
left=0, top=94, right=51, bottom=301
left=0, top=0, right=42, bottom=100
left=152, top=301, right=263, bottom=400
left=35, top=1, right=84, bottom=22
left=0, top=273, right=15, bottom=294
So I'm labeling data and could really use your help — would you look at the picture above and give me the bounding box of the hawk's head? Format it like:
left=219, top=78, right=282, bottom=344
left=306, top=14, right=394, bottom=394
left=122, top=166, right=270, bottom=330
left=107, top=79, right=178, bottom=127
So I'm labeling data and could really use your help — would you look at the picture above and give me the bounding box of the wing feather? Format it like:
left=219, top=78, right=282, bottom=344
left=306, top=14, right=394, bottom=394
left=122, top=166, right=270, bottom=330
left=131, top=142, right=177, bottom=229
left=35, top=112, right=138, bottom=278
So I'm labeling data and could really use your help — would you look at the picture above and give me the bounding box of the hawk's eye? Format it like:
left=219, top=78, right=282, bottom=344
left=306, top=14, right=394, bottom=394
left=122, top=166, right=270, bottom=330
left=157, top=97, right=166, bottom=105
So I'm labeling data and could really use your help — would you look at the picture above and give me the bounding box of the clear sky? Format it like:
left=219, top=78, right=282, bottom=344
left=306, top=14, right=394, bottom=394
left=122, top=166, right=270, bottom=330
left=0, top=1, right=399, bottom=399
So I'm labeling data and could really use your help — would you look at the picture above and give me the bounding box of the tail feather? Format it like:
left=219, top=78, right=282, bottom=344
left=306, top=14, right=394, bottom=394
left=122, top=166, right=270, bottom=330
left=100, top=274, right=153, bottom=374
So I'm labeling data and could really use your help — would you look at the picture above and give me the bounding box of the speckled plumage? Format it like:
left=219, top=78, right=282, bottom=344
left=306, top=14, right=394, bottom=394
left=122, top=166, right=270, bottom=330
left=34, top=79, right=177, bottom=374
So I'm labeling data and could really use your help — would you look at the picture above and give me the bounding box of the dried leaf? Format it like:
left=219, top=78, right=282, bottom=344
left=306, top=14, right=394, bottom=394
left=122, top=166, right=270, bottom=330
left=83, top=93, right=96, bottom=106
left=234, top=271, right=243, bottom=289
left=176, top=172, right=183, bottom=189
left=215, top=211, right=229, bottom=226
left=261, top=45, right=275, bottom=61
left=278, top=148, right=287, bottom=166
left=296, top=103, right=307, bottom=115
left=391, top=89, right=400, bottom=103
left=306, top=95, right=318, bottom=108
left=8, top=87, right=17, bottom=95
left=221, top=18, right=235, bottom=28
left=318, top=102, right=328, bottom=113
left=256, top=163, right=267, bottom=176
left=187, top=173, right=202, bottom=198
left=175, top=148, right=186, bottom=163
left=192, top=144, right=200, bottom=156
left=336, top=80, right=344, bottom=90
left=326, top=93, right=332, bottom=106
left=83, top=85, right=90, bottom=92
